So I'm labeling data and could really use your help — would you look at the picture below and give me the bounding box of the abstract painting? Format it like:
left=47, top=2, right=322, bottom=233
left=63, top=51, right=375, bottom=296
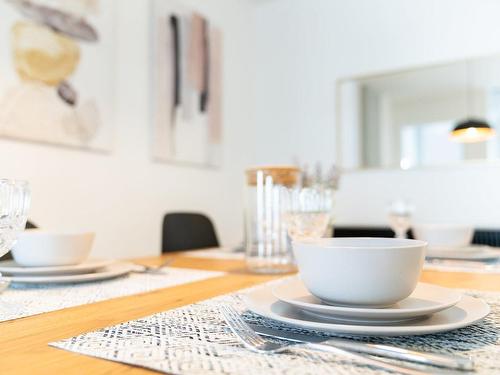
left=152, top=1, right=223, bottom=167
left=0, top=0, right=114, bottom=151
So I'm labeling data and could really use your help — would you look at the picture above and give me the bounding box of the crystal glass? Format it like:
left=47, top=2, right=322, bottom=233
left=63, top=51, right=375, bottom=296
left=283, top=186, right=334, bottom=241
left=0, top=180, right=31, bottom=258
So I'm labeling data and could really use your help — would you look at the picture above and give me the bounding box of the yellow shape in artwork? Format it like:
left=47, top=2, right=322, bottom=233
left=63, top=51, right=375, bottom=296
left=11, top=21, right=80, bottom=86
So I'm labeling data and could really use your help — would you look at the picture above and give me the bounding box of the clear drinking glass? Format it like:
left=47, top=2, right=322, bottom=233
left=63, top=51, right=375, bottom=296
left=244, top=166, right=300, bottom=274
left=0, top=180, right=31, bottom=258
left=283, top=186, right=334, bottom=241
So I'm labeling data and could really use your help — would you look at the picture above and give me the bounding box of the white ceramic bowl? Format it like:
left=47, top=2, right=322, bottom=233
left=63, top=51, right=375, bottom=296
left=293, top=237, right=427, bottom=307
left=11, top=231, right=95, bottom=267
left=412, top=224, right=473, bottom=249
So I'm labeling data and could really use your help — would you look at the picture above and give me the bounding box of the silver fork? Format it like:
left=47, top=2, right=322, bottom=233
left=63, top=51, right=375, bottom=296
left=132, top=258, right=173, bottom=274
left=221, top=305, right=431, bottom=375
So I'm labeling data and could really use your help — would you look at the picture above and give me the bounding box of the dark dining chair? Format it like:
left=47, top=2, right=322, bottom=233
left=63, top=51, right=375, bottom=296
left=162, top=212, right=219, bottom=252
left=333, top=225, right=500, bottom=247
left=332, top=226, right=414, bottom=239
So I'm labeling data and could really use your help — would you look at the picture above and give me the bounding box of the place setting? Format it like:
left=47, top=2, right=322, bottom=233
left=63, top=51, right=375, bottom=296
left=0, top=230, right=155, bottom=286
left=220, top=237, right=490, bottom=373
left=0, top=189, right=138, bottom=288
left=386, top=202, right=500, bottom=273
left=413, top=224, right=500, bottom=273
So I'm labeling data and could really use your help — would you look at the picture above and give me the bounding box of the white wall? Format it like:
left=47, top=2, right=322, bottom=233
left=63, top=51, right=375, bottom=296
left=0, top=0, right=256, bottom=258
left=252, top=0, right=500, bottom=228
left=5, top=0, right=500, bottom=259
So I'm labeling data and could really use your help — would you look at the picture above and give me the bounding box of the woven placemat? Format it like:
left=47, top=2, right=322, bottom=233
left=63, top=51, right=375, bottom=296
left=51, top=279, right=500, bottom=374
left=0, top=267, right=224, bottom=322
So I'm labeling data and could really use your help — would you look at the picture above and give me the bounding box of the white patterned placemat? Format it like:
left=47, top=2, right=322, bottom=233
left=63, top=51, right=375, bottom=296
left=51, top=279, right=500, bottom=374
left=0, top=267, right=224, bottom=322
left=425, top=259, right=500, bottom=274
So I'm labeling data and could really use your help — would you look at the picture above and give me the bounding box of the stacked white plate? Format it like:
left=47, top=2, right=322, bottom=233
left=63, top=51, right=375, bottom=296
left=242, top=276, right=490, bottom=336
left=0, top=259, right=134, bottom=284
left=426, top=245, right=500, bottom=261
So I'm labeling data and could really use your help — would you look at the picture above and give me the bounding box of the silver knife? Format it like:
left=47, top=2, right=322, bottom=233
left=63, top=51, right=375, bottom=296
left=250, top=324, right=474, bottom=371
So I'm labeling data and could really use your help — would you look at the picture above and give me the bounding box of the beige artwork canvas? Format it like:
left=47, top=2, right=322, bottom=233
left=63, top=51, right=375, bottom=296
left=0, top=0, right=114, bottom=151
left=152, top=0, right=223, bottom=167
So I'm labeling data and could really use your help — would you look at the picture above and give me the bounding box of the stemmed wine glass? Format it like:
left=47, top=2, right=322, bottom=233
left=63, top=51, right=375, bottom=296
left=0, top=180, right=31, bottom=290
left=388, top=199, right=413, bottom=239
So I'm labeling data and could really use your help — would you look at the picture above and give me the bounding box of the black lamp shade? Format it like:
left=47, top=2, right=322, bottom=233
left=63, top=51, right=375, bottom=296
left=450, top=118, right=495, bottom=143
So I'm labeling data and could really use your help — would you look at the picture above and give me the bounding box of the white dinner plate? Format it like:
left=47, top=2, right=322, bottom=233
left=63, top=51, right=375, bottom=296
left=426, top=246, right=500, bottom=260
left=5, top=262, right=134, bottom=284
left=0, top=258, right=115, bottom=276
left=243, top=286, right=490, bottom=336
left=272, top=278, right=462, bottom=322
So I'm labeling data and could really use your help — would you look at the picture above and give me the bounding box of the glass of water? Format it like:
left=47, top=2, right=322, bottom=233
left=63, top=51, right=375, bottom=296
left=283, top=186, right=334, bottom=241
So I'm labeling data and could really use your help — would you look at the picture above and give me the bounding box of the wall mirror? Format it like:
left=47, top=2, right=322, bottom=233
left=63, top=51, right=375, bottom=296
left=336, top=54, right=500, bottom=170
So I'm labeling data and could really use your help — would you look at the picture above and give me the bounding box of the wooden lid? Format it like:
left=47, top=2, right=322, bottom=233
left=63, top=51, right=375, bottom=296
left=245, top=165, right=300, bottom=187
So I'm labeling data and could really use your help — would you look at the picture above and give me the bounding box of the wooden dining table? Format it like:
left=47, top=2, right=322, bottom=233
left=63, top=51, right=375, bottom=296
left=1, top=250, right=499, bottom=375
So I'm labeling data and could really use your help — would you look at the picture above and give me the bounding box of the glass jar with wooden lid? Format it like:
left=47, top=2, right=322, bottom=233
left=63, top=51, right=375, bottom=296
left=244, top=165, right=300, bottom=273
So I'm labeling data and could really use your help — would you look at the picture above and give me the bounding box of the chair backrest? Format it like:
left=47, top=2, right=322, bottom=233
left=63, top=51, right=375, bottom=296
left=162, top=212, right=219, bottom=252
left=332, top=226, right=413, bottom=239
left=333, top=225, right=500, bottom=247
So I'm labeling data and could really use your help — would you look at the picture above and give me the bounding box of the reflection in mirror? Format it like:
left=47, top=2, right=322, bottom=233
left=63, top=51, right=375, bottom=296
left=337, top=54, right=500, bottom=170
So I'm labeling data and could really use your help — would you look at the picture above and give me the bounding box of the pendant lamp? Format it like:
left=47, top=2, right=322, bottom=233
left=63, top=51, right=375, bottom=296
left=451, top=62, right=495, bottom=143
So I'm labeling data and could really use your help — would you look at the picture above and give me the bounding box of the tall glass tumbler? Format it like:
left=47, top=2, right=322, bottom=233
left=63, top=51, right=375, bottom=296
left=244, top=166, right=299, bottom=274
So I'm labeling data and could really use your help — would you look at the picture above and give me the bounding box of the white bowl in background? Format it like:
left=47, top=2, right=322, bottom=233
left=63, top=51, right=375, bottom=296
left=292, top=237, right=427, bottom=307
left=11, top=231, right=95, bottom=267
left=412, top=224, right=473, bottom=249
